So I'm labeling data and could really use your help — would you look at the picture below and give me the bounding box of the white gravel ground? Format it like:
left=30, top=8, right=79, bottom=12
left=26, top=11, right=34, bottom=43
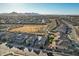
left=0, top=43, right=47, bottom=56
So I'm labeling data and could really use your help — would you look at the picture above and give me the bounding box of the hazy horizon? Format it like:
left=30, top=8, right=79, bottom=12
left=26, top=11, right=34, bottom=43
left=0, top=3, right=79, bottom=15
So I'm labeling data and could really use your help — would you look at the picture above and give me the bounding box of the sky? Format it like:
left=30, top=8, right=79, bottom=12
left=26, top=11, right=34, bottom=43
left=0, top=3, right=79, bottom=15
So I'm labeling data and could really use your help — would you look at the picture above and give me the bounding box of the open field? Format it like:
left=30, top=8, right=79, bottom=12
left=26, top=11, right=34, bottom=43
left=9, top=24, right=48, bottom=33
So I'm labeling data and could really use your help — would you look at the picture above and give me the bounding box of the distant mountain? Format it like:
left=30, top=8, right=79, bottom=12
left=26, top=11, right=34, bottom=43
left=10, top=12, right=18, bottom=14
left=0, top=12, right=40, bottom=16
left=25, top=12, right=40, bottom=16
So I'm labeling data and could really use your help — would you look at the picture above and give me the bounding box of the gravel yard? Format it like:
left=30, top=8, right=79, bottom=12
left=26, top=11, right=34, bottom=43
left=0, top=43, right=47, bottom=56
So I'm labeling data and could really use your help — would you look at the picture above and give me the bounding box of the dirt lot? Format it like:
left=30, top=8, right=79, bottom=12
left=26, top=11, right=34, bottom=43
left=9, top=25, right=47, bottom=33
